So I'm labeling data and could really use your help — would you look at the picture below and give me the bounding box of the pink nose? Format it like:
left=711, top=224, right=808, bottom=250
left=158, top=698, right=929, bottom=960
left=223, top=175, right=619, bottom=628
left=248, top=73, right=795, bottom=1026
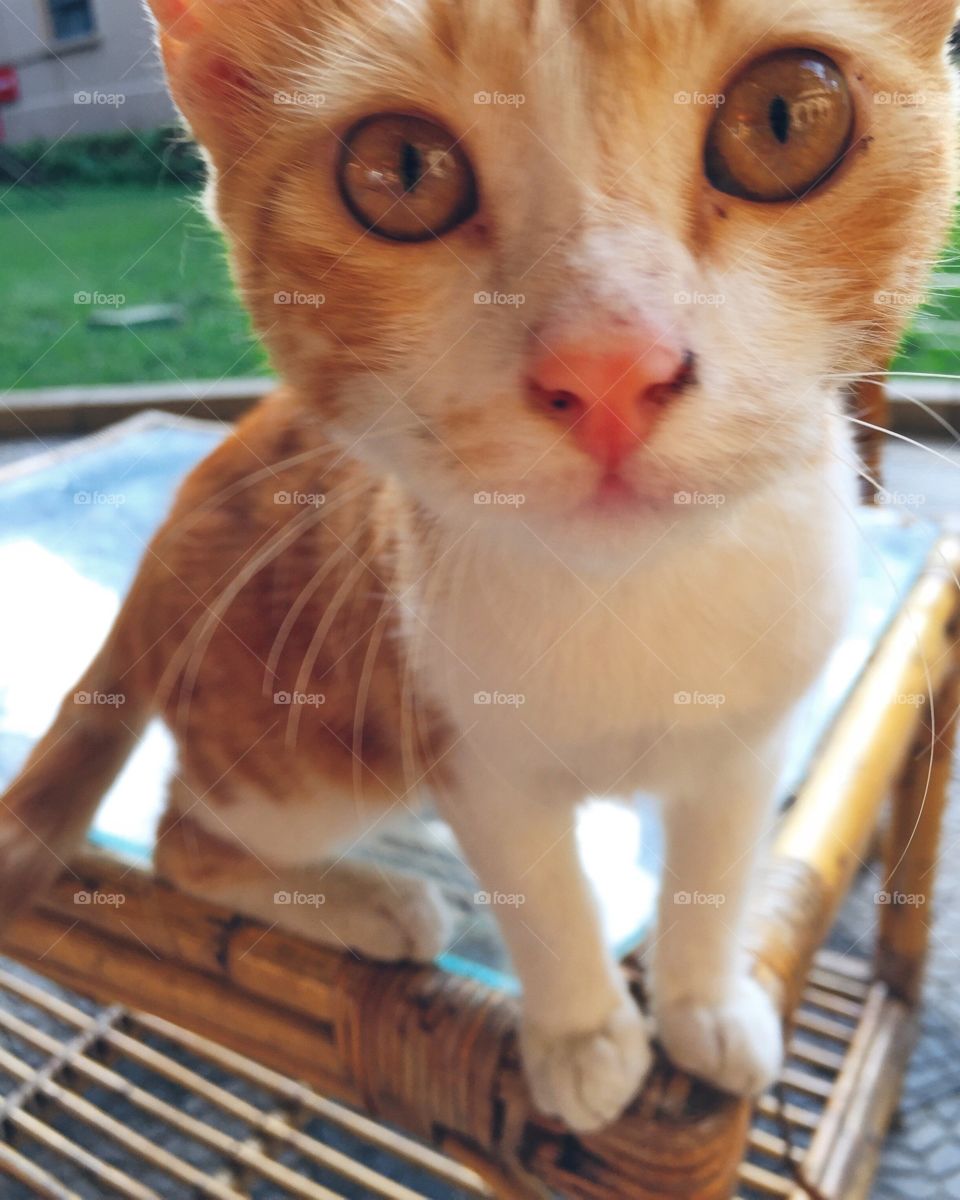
left=527, top=334, right=692, bottom=469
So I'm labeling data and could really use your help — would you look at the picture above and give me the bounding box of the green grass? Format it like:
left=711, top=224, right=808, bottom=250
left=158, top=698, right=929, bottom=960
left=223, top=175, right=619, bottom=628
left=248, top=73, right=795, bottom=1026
left=0, top=181, right=958, bottom=391
left=0, top=183, right=268, bottom=390
left=889, top=212, right=960, bottom=380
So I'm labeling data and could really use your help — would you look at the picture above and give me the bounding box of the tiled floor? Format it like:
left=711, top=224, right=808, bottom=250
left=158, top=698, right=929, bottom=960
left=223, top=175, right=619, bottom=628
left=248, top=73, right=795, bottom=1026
left=0, top=425, right=957, bottom=1198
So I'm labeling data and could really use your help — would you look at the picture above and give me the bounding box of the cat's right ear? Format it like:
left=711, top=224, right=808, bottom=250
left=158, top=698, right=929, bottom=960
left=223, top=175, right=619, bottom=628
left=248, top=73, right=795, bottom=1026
left=144, top=0, right=259, bottom=158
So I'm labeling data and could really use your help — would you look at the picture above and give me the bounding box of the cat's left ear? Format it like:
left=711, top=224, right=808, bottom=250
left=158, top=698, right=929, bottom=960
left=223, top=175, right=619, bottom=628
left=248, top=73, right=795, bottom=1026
left=874, top=0, right=959, bottom=53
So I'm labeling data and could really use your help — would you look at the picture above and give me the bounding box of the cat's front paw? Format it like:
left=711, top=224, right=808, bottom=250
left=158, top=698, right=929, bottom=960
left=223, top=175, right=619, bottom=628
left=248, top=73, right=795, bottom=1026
left=344, top=876, right=454, bottom=963
left=521, top=997, right=652, bottom=1133
left=655, top=975, right=782, bottom=1096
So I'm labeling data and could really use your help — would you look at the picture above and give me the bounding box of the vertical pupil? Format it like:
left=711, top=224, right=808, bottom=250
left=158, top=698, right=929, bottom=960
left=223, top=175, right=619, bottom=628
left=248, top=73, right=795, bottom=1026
left=769, top=96, right=790, bottom=144
left=400, top=142, right=423, bottom=192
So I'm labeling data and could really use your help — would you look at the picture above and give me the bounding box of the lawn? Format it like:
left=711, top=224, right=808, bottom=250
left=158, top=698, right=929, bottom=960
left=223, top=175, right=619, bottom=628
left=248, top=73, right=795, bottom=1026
left=0, top=181, right=957, bottom=390
left=0, top=183, right=268, bottom=390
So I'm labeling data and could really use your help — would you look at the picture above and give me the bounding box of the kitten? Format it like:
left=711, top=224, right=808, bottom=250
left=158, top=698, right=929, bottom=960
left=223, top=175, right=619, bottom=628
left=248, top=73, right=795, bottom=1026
left=1, top=0, right=956, bottom=1134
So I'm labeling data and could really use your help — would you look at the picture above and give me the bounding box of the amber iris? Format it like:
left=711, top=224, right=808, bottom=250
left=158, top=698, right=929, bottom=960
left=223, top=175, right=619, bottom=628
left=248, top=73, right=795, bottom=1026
left=339, top=113, right=478, bottom=241
left=706, top=50, right=854, bottom=202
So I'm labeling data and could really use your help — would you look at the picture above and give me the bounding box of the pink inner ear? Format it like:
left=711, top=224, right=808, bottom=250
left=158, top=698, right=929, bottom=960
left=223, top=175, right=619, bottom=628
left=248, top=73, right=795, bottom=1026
left=201, top=54, right=255, bottom=99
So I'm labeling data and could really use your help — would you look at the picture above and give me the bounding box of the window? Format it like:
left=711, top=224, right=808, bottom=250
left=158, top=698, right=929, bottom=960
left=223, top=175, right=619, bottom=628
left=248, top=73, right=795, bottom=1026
left=47, top=0, right=95, bottom=41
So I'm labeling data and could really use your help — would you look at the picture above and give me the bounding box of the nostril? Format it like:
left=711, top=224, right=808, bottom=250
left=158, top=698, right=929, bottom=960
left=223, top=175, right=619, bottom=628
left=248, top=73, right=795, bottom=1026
left=677, top=349, right=697, bottom=387
left=527, top=380, right=585, bottom=421
left=549, top=390, right=580, bottom=413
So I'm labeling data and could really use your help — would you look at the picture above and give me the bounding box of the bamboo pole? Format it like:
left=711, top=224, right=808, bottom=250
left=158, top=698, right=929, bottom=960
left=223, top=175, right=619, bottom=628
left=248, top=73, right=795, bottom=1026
left=876, top=665, right=960, bottom=1004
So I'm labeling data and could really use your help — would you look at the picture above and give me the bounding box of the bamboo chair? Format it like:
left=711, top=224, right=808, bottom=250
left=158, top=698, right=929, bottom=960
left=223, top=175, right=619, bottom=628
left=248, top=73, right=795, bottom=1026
left=0, top=380, right=958, bottom=1200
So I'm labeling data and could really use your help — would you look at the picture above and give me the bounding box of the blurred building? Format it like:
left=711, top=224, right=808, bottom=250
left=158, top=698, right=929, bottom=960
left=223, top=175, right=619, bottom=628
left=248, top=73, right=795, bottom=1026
left=0, top=0, right=176, bottom=143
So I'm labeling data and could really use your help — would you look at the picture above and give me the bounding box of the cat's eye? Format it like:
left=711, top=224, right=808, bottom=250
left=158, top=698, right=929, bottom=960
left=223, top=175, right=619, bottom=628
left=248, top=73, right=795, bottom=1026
left=338, top=113, right=478, bottom=242
left=705, top=50, right=854, bottom=203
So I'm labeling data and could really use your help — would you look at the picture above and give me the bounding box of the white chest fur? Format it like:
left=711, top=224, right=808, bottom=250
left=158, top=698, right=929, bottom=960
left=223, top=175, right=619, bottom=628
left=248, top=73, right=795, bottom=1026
left=408, top=455, right=858, bottom=794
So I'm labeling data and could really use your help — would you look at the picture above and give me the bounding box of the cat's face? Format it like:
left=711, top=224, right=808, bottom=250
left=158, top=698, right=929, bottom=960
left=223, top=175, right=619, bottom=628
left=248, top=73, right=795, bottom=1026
left=152, top=0, right=957, bottom=561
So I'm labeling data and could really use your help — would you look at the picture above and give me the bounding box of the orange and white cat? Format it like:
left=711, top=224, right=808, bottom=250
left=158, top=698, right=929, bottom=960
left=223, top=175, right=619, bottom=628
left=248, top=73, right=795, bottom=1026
left=1, top=0, right=956, bottom=1133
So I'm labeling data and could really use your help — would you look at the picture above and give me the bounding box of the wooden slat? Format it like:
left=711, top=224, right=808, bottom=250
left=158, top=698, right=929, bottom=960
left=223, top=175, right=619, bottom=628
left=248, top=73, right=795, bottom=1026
left=755, top=1095, right=820, bottom=1133
left=0, top=1041, right=247, bottom=1200
left=131, top=1012, right=491, bottom=1196
left=793, top=1008, right=856, bottom=1045
left=0, top=379, right=268, bottom=437
left=799, top=985, right=864, bottom=1022
left=0, top=1005, right=347, bottom=1200
left=0, top=965, right=490, bottom=1197
left=0, top=1140, right=86, bottom=1200
left=2, top=377, right=955, bottom=440
left=11, top=1109, right=161, bottom=1200
left=738, top=1161, right=794, bottom=1196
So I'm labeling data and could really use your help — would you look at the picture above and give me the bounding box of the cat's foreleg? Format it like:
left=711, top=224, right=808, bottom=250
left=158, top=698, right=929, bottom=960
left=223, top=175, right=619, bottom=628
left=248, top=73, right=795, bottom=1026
left=652, top=722, right=786, bottom=1096
left=440, top=750, right=651, bottom=1133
